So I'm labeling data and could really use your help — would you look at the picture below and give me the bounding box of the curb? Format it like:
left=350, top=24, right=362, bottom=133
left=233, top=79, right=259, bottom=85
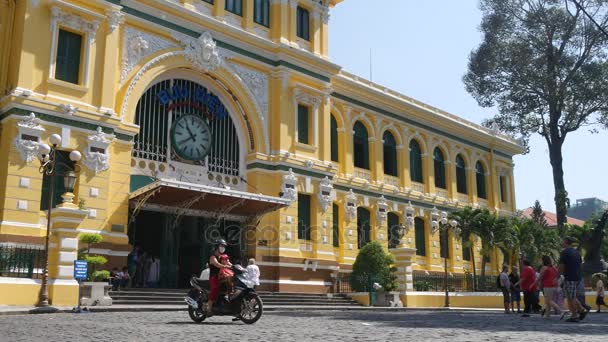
left=0, top=305, right=504, bottom=316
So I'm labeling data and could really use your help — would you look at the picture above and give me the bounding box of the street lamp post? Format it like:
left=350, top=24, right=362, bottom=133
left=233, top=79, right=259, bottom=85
left=36, top=134, right=82, bottom=308
left=431, top=207, right=459, bottom=308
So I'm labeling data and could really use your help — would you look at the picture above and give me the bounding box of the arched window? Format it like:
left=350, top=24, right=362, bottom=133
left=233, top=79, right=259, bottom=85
left=330, top=114, right=339, bottom=162
left=456, top=155, right=467, bottom=194
left=414, top=217, right=426, bottom=256
left=409, top=139, right=423, bottom=183
left=353, top=121, right=369, bottom=169
left=357, top=207, right=371, bottom=249
left=383, top=131, right=398, bottom=176
left=476, top=161, right=487, bottom=199
left=388, top=212, right=401, bottom=249
left=433, top=147, right=446, bottom=189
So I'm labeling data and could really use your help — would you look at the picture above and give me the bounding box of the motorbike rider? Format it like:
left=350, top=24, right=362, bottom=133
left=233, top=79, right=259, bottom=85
left=206, top=239, right=231, bottom=316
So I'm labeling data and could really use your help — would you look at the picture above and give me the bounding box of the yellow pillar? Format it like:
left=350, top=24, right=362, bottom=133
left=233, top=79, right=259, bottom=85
left=396, top=145, right=406, bottom=188
left=448, top=159, right=457, bottom=200
left=320, top=7, right=329, bottom=57
left=99, top=10, right=122, bottom=115
left=343, top=107, right=354, bottom=176
left=271, top=0, right=290, bottom=43
left=311, top=6, right=321, bottom=55
left=214, top=0, right=226, bottom=19
left=425, top=151, right=435, bottom=195
left=243, top=0, right=254, bottom=31
left=320, top=96, right=331, bottom=162
left=288, top=0, right=298, bottom=43
left=508, top=168, right=516, bottom=212
left=373, top=135, right=382, bottom=184
left=468, top=166, right=478, bottom=205
left=269, top=70, right=290, bottom=153
left=403, top=140, right=412, bottom=188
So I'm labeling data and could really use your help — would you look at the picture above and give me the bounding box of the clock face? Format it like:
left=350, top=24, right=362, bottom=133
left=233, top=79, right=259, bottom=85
left=171, top=114, right=212, bottom=161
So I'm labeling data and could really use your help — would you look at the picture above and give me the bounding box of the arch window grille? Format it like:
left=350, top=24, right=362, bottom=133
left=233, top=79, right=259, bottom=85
left=330, top=114, right=339, bottom=162
left=133, top=79, right=241, bottom=177
left=357, top=207, right=371, bottom=249
left=409, top=139, right=423, bottom=183
left=433, top=147, right=446, bottom=189
left=387, top=212, right=400, bottom=249
left=353, top=121, right=369, bottom=170
left=476, top=162, right=487, bottom=199
left=456, top=155, right=467, bottom=194
left=414, top=217, right=426, bottom=256
left=383, top=131, right=398, bottom=176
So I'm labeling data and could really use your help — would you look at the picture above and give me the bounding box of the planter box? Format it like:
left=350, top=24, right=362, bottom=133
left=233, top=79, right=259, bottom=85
left=373, top=291, right=403, bottom=307
left=80, top=282, right=112, bottom=306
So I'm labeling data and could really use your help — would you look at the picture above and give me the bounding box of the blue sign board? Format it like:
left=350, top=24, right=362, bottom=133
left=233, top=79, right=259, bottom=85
left=74, top=260, right=88, bottom=280
left=156, top=84, right=229, bottom=120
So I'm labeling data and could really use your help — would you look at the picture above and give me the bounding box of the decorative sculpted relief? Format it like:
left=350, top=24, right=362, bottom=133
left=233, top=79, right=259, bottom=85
left=173, top=31, right=222, bottom=73
left=318, top=176, right=335, bottom=212
left=281, top=168, right=298, bottom=202
left=14, top=113, right=45, bottom=164
left=121, top=27, right=178, bottom=84
left=83, top=127, right=115, bottom=174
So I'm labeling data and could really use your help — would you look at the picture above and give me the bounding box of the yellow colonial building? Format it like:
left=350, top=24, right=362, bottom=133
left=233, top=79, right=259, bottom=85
left=0, top=0, right=523, bottom=305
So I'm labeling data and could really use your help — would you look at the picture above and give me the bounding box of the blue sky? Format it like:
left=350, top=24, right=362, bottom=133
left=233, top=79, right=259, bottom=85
left=329, top=0, right=608, bottom=212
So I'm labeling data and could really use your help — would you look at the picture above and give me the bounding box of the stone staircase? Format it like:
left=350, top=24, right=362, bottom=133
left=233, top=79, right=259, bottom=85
left=108, top=288, right=360, bottom=307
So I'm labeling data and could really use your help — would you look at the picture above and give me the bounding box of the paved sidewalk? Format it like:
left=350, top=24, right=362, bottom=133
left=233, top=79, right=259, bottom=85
left=0, top=304, right=505, bottom=316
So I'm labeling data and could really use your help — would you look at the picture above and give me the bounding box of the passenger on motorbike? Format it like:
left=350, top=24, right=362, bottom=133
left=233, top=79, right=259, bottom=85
left=206, top=239, right=230, bottom=315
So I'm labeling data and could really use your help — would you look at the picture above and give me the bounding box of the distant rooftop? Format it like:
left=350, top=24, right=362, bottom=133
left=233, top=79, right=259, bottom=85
left=520, top=207, right=585, bottom=227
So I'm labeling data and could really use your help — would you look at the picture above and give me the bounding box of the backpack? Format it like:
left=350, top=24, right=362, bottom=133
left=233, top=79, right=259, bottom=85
left=496, top=274, right=503, bottom=289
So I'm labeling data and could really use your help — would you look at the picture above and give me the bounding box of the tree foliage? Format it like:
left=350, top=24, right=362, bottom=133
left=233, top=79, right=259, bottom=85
left=531, top=200, right=548, bottom=227
left=350, top=241, right=397, bottom=292
left=464, top=0, right=608, bottom=235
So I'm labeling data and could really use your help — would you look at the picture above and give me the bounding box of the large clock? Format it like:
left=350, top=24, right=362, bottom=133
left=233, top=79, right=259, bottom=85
left=170, top=114, right=212, bottom=161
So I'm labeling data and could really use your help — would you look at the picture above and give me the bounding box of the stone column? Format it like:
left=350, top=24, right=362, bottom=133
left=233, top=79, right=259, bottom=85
left=391, top=246, right=416, bottom=306
left=243, top=0, right=254, bottom=31
left=47, top=204, right=88, bottom=306
left=99, top=9, right=123, bottom=116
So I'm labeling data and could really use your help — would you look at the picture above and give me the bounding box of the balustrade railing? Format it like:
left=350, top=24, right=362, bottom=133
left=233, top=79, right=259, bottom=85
left=353, top=168, right=372, bottom=182
left=436, top=188, right=449, bottom=199
left=412, top=271, right=498, bottom=292
left=384, top=175, right=400, bottom=188
left=411, top=182, right=424, bottom=194
left=457, top=193, right=469, bottom=204
left=0, top=245, right=45, bottom=279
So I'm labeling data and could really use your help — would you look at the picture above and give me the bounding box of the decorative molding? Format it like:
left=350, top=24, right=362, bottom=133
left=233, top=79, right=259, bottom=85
left=317, top=176, right=334, bottom=212
left=13, top=113, right=45, bottom=163
left=281, top=168, right=298, bottom=202
left=344, top=189, right=357, bottom=221
left=173, top=31, right=222, bottom=73
left=83, top=127, right=115, bottom=174
left=59, top=103, right=77, bottom=116
left=106, top=9, right=124, bottom=32
left=121, top=27, right=178, bottom=84
left=376, top=196, right=388, bottom=224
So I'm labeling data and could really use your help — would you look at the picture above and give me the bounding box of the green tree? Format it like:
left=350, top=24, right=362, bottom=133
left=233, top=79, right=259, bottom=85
left=350, top=241, right=396, bottom=292
left=449, top=207, right=482, bottom=290
left=472, top=209, right=511, bottom=280
left=78, top=233, right=107, bottom=281
left=531, top=200, right=548, bottom=227
left=464, top=0, right=608, bottom=236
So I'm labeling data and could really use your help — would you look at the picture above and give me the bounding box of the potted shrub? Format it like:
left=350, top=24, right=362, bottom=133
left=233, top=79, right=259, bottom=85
left=78, top=233, right=112, bottom=306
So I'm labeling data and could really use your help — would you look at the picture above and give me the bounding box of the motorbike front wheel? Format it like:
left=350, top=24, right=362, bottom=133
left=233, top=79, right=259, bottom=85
left=188, top=306, right=206, bottom=323
left=239, top=294, right=263, bottom=324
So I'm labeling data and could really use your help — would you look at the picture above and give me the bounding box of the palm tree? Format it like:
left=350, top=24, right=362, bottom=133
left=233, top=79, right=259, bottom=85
left=471, top=209, right=511, bottom=283
left=449, top=207, right=481, bottom=290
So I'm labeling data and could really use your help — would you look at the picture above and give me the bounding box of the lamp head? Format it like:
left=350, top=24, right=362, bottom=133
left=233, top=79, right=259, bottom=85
left=38, top=143, right=51, bottom=156
left=49, top=134, right=62, bottom=146
left=69, top=150, right=82, bottom=162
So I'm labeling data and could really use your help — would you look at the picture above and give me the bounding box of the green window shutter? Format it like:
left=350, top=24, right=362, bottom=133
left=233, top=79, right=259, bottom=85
left=387, top=212, right=400, bottom=249
left=297, top=104, right=309, bottom=144
left=254, top=0, right=270, bottom=27
left=298, top=193, right=311, bottom=240
left=440, top=229, right=450, bottom=259
left=225, top=0, right=243, bottom=15
left=55, top=29, right=82, bottom=84
left=414, top=218, right=426, bottom=256
left=332, top=203, right=339, bottom=247
left=409, top=140, right=423, bottom=183
left=476, top=162, right=487, bottom=199
left=330, top=115, right=339, bottom=162
left=383, top=131, right=397, bottom=176
left=357, top=207, right=370, bottom=249
left=353, top=121, right=369, bottom=169
left=433, top=148, right=446, bottom=189
left=456, top=155, right=467, bottom=194
left=297, top=6, right=310, bottom=40
left=462, top=236, right=471, bottom=261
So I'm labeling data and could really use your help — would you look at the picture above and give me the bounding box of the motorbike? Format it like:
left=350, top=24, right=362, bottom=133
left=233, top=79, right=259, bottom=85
left=185, top=264, right=263, bottom=324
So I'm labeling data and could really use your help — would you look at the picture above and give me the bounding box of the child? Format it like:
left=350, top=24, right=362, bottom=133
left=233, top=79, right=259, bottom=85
left=218, top=254, right=234, bottom=300
left=596, top=275, right=606, bottom=313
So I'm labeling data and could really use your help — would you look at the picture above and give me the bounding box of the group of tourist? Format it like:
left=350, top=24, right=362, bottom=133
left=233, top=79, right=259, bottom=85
left=499, top=237, right=606, bottom=322
left=110, top=246, right=161, bottom=290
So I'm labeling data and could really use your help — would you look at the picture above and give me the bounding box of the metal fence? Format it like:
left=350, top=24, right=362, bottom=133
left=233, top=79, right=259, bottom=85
left=412, top=271, right=499, bottom=292
left=0, top=245, right=45, bottom=279
left=335, top=272, right=398, bottom=294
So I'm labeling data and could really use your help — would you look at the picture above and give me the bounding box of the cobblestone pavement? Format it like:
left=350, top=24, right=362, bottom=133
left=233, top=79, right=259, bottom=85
left=1, top=310, right=608, bottom=342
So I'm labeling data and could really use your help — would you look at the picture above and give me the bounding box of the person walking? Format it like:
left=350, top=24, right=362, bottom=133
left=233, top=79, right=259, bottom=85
left=517, top=260, right=539, bottom=317
left=559, top=237, right=586, bottom=322
left=509, top=267, right=522, bottom=313
left=499, top=265, right=511, bottom=314
left=594, top=274, right=605, bottom=313
left=533, top=255, right=561, bottom=318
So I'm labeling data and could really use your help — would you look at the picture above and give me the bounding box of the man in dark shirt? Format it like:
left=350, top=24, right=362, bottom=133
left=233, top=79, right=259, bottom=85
left=559, top=237, right=586, bottom=322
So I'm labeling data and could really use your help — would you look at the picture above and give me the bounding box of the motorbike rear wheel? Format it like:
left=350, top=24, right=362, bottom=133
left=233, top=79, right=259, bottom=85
left=188, top=306, right=206, bottom=323
left=239, top=294, right=263, bottom=324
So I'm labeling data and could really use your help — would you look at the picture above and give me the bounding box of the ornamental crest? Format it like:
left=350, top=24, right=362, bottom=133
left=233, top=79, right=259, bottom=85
left=281, top=168, right=298, bottom=202
left=376, top=196, right=389, bottom=224
left=317, top=176, right=335, bottom=212
left=83, top=127, right=115, bottom=174
left=13, top=113, right=45, bottom=163
left=174, top=31, right=222, bottom=73
left=344, top=189, right=358, bottom=221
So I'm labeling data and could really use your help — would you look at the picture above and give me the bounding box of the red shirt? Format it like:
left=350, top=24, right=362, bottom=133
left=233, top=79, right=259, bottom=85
left=542, top=266, right=558, bottom=288
left=520, top=266, right=538, bottom=292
